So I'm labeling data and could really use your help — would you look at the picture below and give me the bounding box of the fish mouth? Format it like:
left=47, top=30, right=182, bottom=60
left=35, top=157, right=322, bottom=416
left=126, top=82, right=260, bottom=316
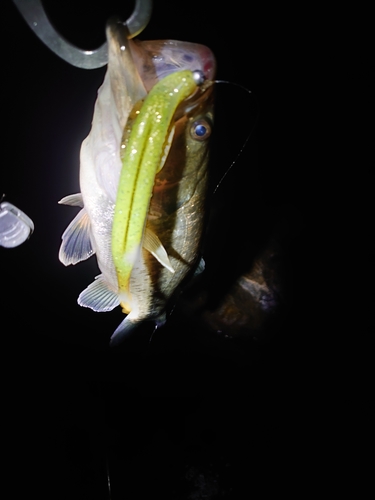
left=128, top=38, right=216, bottom=92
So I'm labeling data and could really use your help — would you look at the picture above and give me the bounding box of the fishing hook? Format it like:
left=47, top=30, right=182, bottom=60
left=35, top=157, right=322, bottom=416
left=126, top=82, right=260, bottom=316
left=12, top=0, right=153, bottom=69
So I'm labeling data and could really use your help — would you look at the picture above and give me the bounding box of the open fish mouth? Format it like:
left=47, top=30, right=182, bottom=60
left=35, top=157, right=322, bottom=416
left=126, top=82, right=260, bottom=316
left=106, top=18, right=216, bottom=120
left=90, top=19, right=217, bottom=207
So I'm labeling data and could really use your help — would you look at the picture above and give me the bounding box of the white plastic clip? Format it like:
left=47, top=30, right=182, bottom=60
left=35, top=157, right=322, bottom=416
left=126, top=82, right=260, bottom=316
left=0, top=201, right=34, bottom=248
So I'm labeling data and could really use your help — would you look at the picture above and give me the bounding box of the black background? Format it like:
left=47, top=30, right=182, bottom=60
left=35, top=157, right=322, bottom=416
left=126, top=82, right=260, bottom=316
left=1, top=1, right=315, bottom=498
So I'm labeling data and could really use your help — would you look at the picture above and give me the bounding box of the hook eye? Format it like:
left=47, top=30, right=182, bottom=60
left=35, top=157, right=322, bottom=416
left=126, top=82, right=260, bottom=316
left=0, top=202, right=34, bottom=248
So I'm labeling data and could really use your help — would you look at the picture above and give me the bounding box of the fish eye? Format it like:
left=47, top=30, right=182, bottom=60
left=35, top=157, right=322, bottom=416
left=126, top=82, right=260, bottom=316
left=190, top=119, right=212, bottom=141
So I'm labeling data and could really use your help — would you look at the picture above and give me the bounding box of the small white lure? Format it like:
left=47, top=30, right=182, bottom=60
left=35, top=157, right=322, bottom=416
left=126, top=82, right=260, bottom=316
left=0, top=201, right=34, bottom=248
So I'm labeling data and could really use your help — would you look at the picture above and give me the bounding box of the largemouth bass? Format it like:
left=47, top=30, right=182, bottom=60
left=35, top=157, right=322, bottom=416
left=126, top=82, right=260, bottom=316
left=59, top=19, right=216, bottom=345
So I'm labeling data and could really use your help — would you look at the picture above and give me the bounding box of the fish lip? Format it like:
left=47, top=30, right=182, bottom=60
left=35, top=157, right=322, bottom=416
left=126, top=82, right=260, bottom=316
left=132, top=39, right=216, bottom=89
left=106, top=16, right=129, bottom=45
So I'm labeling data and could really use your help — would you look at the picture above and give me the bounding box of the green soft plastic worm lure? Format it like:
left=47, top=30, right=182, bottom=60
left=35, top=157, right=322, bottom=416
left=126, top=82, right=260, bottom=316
left=112, top=70, right=200, bottom=311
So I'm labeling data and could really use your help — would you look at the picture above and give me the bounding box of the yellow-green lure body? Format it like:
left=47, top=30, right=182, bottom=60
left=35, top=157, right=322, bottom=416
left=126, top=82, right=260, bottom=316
left=112, top=70, right=198, bottom=309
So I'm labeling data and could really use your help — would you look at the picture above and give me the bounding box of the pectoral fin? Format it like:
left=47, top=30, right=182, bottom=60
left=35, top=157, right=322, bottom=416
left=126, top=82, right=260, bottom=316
left=78, top=274, right=120, bottom=312
left=143, top=227, right=175, bottom=273
left=58, top=193, right=84, bottom=207
left=59, top=208, right=94, bottom=265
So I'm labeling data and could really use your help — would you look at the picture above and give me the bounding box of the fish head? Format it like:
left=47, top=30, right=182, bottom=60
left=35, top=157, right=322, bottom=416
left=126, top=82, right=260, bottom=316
left=90, top=20, right=216, bottom=207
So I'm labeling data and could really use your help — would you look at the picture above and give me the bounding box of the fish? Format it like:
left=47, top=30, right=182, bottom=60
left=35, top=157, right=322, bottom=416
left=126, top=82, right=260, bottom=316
left=58, top=19, right=216, bottom=346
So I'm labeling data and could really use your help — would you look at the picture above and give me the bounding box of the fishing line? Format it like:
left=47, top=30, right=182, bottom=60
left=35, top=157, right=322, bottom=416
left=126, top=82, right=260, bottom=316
left=106, top=451, right=112, bottom=500
left=98, top=381, right=112, bottom=500
left=212, top=80, right=260, bottom=195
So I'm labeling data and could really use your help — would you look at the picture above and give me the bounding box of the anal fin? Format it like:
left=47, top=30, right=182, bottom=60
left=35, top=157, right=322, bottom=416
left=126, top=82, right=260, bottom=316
left=78, top=274, right=120, bottom=312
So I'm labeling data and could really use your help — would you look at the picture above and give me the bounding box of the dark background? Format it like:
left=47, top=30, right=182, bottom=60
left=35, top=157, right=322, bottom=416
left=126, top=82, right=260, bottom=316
left=1, top=1, right=315, bottom=498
